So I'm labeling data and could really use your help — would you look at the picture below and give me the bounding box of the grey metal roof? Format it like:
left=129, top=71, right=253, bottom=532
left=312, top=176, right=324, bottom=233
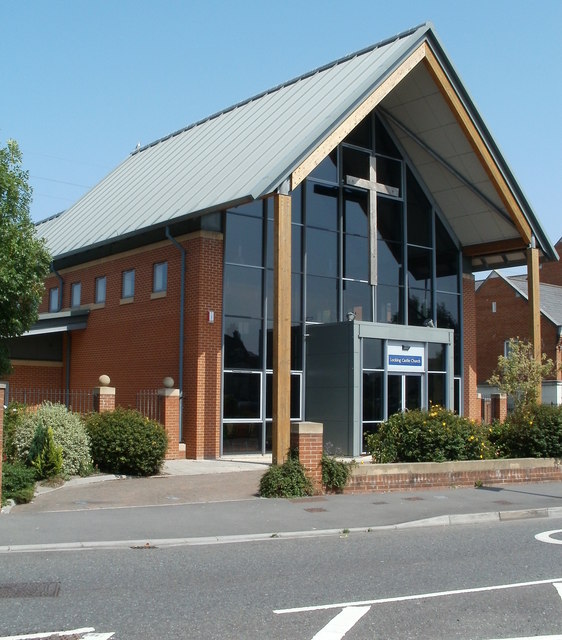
left=36, top=22, right=557, bottom=270
left=499, top=272, right=562, bottom=327
left=37, top=23, right=431, bottom=259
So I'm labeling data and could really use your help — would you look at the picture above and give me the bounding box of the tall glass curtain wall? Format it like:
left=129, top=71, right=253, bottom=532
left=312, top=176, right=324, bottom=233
left=222, top=113, right=461, bottom=453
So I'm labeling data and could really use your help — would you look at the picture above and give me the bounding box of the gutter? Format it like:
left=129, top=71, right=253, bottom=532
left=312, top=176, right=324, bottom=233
left=165, top=227, right=185, bottom=441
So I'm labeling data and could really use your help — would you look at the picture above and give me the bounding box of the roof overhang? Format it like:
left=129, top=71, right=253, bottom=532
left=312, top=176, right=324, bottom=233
left=24, top=309, right=89, bottom=337
left=289, top=35, right=557, bottom=272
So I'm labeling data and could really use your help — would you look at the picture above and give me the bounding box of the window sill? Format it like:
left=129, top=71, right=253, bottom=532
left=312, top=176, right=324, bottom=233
left=150, top=291, right=167, bottom=300
left=120, top=297, right=134, bottom=305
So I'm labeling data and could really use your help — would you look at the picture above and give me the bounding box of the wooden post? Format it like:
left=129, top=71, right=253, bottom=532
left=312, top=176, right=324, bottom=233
left=272, top=193, right=291, bottom=465
left=527, top=245, right=541, bottom=357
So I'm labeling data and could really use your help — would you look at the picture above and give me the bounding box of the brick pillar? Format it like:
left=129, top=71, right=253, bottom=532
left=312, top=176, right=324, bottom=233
left=291, top=422, right=323, bottom=495
left=158, top=378, right=181, bottom=460
left=184, top=231, right=223, bottom=459
left=463, top=273, right=480, bottom=420
left=93, top=375, right=115, bottom=413
left=491, top=393, right=508, bottom=423
left=0, top=384, right=5, bottom=503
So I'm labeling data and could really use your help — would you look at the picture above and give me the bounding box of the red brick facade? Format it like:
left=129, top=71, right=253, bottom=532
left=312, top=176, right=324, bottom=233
left=462, top=273, right=480, bottom=420
left=475, top=273, right=561, bottom=385
left=7, top=230, right=224, bottom=460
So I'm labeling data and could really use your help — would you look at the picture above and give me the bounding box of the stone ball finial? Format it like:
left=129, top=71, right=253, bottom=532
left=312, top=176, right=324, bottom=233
left=98, top=375, right=111, bottom=387
left=162, top=376, right=174, bottom=389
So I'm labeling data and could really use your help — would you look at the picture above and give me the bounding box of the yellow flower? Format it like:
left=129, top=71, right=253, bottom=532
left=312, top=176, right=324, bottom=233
left=442, top=422, right=446, bottom=426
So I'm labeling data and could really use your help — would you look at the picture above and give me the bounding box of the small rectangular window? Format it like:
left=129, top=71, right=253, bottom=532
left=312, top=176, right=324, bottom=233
left=95, top=276, right=107, bottom=304
left=153, top=262, right=167, bottom=293
left=122, top=269, right=135, bottom=299
left=491, top=301, right=496, bottom=313
left=49, top=287, right=59, bottom=312
left=70, top=282, right=81, bottom=309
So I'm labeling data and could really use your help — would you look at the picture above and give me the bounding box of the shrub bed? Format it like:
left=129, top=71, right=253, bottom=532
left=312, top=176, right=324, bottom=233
left=366, top=405, right=494, bottom=463
left=2, top=461, right=36, bottom=504
left=490, top=405, right=562, bottom=459
left=86, top=408, right=167, bottom=476
left=259, top=453, right=313, bottom=497
left=12, top=402, right=92, bottom=477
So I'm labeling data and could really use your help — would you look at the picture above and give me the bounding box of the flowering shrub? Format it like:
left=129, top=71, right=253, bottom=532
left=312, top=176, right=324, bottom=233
left=13, top=402, right=92, bottom=477
left=366, top=405, right=494, bottom=463
left=85, top=408, right=167, bottom=476
left=489, top=405, right=562, bottom=459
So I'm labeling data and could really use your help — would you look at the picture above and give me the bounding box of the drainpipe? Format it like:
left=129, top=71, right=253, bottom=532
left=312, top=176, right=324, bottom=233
left=51, top=262, right=70, bottom=404
left=165, top=227, right=185, bottom=441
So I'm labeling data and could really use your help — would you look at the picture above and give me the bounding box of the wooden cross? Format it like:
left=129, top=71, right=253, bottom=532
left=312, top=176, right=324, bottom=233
left=346, top=155, right=399, bottom=285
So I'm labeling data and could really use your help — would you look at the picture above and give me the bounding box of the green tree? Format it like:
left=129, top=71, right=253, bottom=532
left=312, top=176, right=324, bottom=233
left=0, top=139, right=51, bottom=375
left=488, top=338, right=554, bottom=411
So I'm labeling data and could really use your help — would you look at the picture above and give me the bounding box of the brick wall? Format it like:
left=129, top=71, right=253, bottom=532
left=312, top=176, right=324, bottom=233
left=7, top=230, right=225, bottom=460
left=462, top=273, right=480, bottom=420
left=537, top=239, right=562, bottom=286
left=476, top=274, right=560, bottom=384
left=183, top=231, right=223, bottom=459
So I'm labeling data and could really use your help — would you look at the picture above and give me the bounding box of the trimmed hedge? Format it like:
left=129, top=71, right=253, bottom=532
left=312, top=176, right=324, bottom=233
left=86, top=408, right=167, bottom=476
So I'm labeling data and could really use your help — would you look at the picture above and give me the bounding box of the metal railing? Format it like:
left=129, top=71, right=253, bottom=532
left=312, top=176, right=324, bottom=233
left=136, top=389, right=161, bottom=422
left=7, top=388, right=93, bottom=414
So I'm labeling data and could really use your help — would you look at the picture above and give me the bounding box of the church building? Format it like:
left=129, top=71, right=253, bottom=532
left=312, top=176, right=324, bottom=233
left=5, top=23, right=557, bottom=458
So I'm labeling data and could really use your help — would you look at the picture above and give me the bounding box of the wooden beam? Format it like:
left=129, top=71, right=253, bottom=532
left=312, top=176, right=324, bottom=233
left=527, top=246, right=541, bottom=363
left=462, top=237, right=527, bottom=258
left=422, top=44, right=532, bottom=246
left=272, top=193, right=292, bottom=465
left=290, top=44, right=426, bottom=190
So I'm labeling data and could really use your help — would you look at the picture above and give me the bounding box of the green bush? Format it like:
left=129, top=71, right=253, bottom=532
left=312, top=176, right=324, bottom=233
left=2, top=461, right=36, bottom=504
left=2, top=402, right=26, bottom=462
left=86, top=408, right=168, bottom=476
left=29, top=426, right=64, bottom=480
left=13, top=402, right=92, bottom=477
left=490, top=405, right=562, bottom=458
left=366, top=405, right=494, bottom=463
left=259, top=453, right=313, bottom=498
left=321, top=453, right=353, bottom=492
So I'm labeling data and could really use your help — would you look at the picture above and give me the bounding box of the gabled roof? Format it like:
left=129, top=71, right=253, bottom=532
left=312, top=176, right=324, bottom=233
left=484, top=271, right=562, bottom=327
left=37, top=22, right=557, bottom=271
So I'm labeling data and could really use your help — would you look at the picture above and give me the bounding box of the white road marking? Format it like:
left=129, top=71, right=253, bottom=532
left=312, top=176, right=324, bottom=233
left=274, top=576, right=562, bottom=614
left=535, top=530, right=562, bottom=545
left=485, top=636, right=562, bottom=640
left=310, top=606, right=370, bottom=640
left=0, top=629, right=114, bottom=640
left=554, top=582, right=562, bottom=602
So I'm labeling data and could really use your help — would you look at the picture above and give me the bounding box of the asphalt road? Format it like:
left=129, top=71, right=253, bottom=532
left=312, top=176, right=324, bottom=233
left=1, top=517, right=561, bottom=639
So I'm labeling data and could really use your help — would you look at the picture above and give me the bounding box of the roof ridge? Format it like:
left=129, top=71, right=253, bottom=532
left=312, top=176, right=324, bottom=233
left=132, top=22, right=430, bottom=156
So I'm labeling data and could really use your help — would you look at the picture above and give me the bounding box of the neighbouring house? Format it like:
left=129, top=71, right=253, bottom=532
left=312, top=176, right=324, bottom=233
left=2, top=23, right=557, bottom=458
left=476, top=239, right=562, bottom=406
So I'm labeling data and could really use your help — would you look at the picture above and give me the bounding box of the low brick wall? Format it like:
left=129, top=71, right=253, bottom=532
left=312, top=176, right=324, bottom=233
left=345, top=458, right=562, bottom=493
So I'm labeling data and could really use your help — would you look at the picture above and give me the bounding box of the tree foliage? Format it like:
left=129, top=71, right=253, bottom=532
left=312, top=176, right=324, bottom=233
left=488, top=338, right=554, bottom=411
left=0, top=139, right=51, bottom=375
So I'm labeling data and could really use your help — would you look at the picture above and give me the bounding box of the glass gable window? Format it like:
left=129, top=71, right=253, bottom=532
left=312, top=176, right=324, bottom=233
left=222, top=111, right=464, bottom=452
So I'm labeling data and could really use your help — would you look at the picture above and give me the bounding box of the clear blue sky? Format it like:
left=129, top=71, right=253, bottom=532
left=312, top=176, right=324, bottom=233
left=2, top=0, right=561, bottom=250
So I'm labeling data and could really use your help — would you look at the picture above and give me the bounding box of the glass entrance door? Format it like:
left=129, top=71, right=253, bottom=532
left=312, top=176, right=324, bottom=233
left=388, top=374, right=422, bottom=415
